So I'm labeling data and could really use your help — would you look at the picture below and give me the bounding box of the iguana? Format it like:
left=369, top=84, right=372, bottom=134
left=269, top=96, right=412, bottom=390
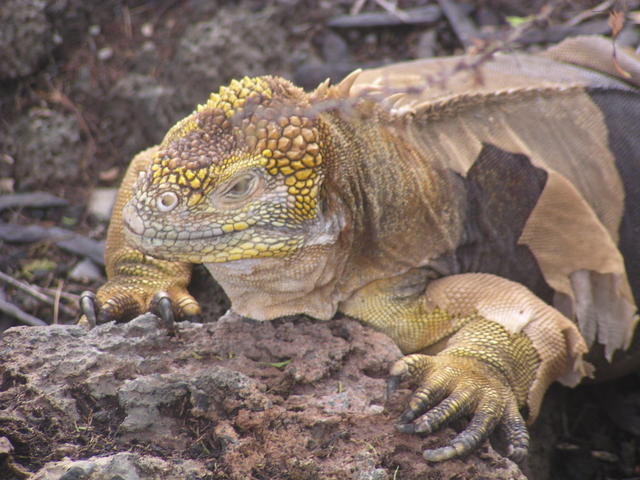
left=81, top=36, right=640, bottom=462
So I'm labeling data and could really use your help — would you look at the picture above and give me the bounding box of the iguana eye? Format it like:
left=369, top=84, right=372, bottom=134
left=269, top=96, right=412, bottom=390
left=222, top=173, right=259, bottom=200
left=212, top=171, right=263, bottom=209
left=157, top=191, right=179, bottom=212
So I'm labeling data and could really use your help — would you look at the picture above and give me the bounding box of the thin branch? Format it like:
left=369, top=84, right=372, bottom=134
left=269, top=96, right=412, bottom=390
left=0, top=222, right=105, bottom=266
left=564, top=0, right=613, bottom=26
left=350, top=0, right=367, bottom=15
left=374, top=0, right=410, bottom=22
left=53, top=280, right=64, bottom=325
left=0, top=298, right=47, bottom=327
left=437, top=0, right=480, bottom=50
left=0, top=270, right=77, bottom=317
left=37, top=286, right=80, bottom=304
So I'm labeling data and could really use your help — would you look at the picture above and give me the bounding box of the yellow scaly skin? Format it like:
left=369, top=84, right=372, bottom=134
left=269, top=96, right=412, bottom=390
left=87, top=75, right=584, bottom=462
left=92, top=147, right=199, bottom=324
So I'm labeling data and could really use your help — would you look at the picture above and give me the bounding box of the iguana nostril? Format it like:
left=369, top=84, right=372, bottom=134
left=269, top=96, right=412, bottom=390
left=123, top=202, right=144, bottom=235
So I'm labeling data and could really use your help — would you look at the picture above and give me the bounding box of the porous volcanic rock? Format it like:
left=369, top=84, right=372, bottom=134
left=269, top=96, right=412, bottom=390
left=0, top=314, right=526, bottom=479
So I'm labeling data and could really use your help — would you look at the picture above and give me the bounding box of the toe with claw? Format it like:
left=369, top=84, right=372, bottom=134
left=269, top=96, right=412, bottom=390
left=151, top=291, right=176, bottom=334
left=76, top=273, right=201, bottom=330
left=79, top=291, right=97, bottom=327
left=387, top=353, right=529, bottom=462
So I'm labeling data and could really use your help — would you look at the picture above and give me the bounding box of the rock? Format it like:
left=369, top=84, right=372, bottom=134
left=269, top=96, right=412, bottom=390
left=0, top=314, right=527, bottom=479
left=0, top=0, right=53, bottom=79
left=0, top=436, right=14, bottom=455
left=108, top=74, right=179, bottom=158
left=416, top=30, right=438, bottom=59
left=170, top=4, right=300, bottom=109
left=294, top=61, right=361, bottom=91
left=11, top=108, right=83, bottom=191
left=293, top=30, right=358, bottom=90
left=30, top=452, right=211, bottom=480
left=87, top=188, right=117, bottom=221
left=322, top=30, right=350, bottom=64
left=68, top=258, right=103, bottom=283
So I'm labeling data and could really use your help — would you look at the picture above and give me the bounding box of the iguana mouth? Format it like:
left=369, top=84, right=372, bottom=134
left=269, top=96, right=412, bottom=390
left=122, top=200, right=233, bottom=241
left=122, top=200, right=304, bottom=264
left=124, top=222, right=226, bottom=242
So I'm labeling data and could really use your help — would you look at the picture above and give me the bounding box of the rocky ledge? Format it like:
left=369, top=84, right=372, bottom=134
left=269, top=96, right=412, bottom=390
left=0, top=314, right=525, bottom=479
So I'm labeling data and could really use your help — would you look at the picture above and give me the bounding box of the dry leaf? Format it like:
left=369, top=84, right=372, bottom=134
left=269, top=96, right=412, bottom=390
left=608, top=9, right=625, bottom=39
left=99, top=166, right=121, bottom=182
left=609, top=9, right=632, bottom=78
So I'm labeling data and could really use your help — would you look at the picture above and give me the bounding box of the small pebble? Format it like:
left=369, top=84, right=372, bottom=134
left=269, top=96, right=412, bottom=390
left=69, top=259, right=103, bottom=283
left=367, top=404, right=385, bottom=415
left=591, top=450, right=619, bottom=463
left=97, top=47, right=113, bottom=61
left=88, top=188, right=117, bottom=221
left=141, top=22, right=154, bottom=37
left=0, top=436, right=14, bottom=454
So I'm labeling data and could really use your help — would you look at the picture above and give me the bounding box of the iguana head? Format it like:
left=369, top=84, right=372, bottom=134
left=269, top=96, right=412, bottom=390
left=122, top=76, right=338, bottom=265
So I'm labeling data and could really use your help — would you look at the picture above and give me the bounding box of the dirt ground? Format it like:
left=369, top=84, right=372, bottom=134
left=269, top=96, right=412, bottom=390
left=1, top=0, right=640, bottom=479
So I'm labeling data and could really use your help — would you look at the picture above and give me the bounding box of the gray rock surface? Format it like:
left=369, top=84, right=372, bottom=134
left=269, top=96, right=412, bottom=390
left=171, top=5, right=309, bottom=108
left=30, top=452, right=211, bottom=480
left=0, top=0, right=53, bottom=79
left=107, top=74, right=179, bottom=156
left=0, top=314, right=526, bottom=479
left=11, top=108, right=83, bottom=191
left=87, top=188, right=117, bottom=222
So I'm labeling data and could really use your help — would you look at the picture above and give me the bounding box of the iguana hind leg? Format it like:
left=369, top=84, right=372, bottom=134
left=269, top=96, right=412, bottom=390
left=341, top=272, right=589, bottom=461
left=80, top=147, right=200, bottom=326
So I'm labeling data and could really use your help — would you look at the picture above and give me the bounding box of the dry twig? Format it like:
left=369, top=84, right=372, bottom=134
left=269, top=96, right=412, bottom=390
left=0, top=298, right=47, bottom=327
left=0, top=270, right=77, bottom=318
left=329, top=5, right=440, bottom=28
left=53, top=280, right=64, bottom=325
left=0, top=222, right=105, bottom=266
left=565, top=0, right=614, bottom=26
left=437, top=0, right=480, bottom=49
left=609, top=7, right=633, bottom=78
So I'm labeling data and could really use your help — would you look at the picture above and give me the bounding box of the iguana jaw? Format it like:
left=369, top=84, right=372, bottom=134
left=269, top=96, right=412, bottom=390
left=123, top=211, right=303, bottom=265
left=203, top=219, right=350, bottom=321
left=121, top=188, right=344, bottom=266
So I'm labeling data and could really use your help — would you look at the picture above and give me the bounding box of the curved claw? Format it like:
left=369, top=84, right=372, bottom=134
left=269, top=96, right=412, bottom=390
left=422, top=411, right=498, bottom=462
left=503, top=401, right=529, bottom=462
left=151, top=291, right=176, bottom=334
left=79, top=291, right=97, bottom=328
left=508, top=444, right=529, bottom=464
left=386, top=374, right=401, bottom=401
left=395, top=423, right=416, bottom=434
left=412, top=389, right=474, bottom=434
left=423, top=443, right=467, bottom=462
left=389, top=353, right=528, bottom=462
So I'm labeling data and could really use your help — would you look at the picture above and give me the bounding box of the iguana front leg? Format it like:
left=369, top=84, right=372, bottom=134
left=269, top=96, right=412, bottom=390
left=81, top=147, right=201, bottom=326
left=341, top=271, right=590, bottom=461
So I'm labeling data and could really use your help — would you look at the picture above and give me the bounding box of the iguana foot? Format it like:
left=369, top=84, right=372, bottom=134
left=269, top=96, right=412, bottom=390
left=81, top=289, right=182, bottom=332
left=388, top=353, right=529, bottom=462
left=79, top=276, right=200, bottom=329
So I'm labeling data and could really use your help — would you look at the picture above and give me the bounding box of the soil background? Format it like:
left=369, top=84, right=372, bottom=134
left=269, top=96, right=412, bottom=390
left=1, top=1, right=640, bottom=479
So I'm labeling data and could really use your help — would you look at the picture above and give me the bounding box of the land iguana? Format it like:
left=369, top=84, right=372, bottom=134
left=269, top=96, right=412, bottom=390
left=81, top=36, right=640, bottom=462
